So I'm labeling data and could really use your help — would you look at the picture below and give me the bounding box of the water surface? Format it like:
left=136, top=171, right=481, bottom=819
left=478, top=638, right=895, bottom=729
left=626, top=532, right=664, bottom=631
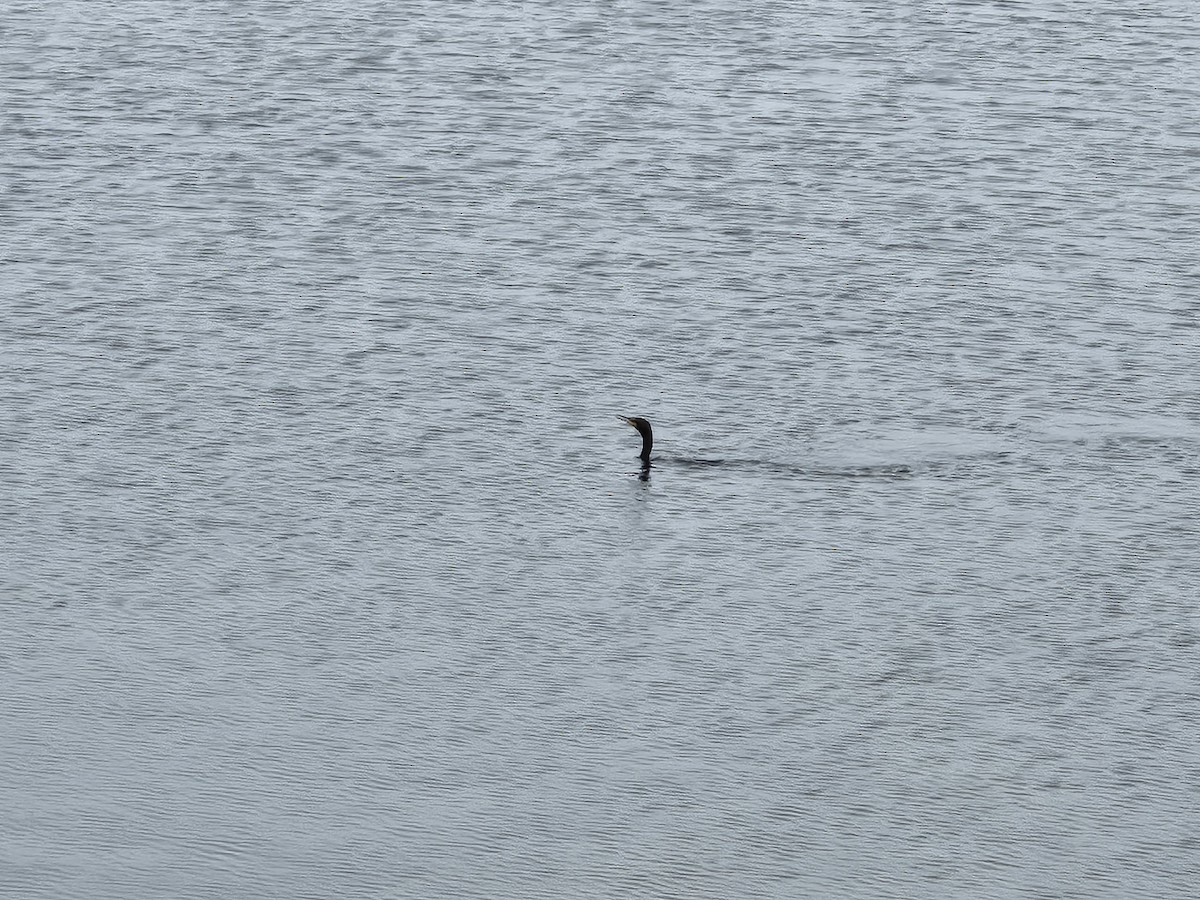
left=3, top=2, right=1199, bottom=897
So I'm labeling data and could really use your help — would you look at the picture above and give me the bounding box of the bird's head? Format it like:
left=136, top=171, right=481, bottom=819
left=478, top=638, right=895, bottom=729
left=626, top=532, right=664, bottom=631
left=618, top=415, right=654, bottom=462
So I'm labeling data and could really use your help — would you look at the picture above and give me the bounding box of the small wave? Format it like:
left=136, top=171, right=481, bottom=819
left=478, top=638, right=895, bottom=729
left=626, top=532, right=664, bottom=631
left=663, top=455, right=914, bottom=479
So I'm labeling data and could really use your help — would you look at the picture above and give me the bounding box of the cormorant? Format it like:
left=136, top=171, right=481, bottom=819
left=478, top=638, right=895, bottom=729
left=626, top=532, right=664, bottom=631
left=618, top=415, right=653, bottom=464
left=617, top=415, right=914, bottom=480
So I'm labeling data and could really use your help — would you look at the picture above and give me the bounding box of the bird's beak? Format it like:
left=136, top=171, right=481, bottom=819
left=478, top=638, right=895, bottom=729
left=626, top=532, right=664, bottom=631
left=617, top=416, right=635, bottom=428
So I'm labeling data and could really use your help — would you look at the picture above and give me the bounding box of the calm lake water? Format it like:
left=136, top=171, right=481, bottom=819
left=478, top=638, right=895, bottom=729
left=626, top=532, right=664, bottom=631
left=3, top=1, right=1199, bottom=897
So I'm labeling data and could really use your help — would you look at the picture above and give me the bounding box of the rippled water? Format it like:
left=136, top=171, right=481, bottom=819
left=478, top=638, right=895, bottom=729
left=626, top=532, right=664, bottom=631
left=4, top=2, right=1199, bottom=897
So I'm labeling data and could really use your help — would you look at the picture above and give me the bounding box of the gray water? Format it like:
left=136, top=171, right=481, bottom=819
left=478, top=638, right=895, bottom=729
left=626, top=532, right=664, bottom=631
left=3, top=1, right=1199, bottom=897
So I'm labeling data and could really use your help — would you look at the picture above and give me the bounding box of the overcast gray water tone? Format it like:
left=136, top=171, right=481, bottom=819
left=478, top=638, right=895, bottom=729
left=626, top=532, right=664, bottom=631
left=3, top=1, right=1200, bottom=898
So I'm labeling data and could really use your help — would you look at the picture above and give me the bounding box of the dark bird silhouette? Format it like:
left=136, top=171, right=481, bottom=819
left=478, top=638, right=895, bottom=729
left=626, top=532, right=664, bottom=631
left=618, top=415, right=653, bottom=464
left=617, top=415, right=914, bottom=481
